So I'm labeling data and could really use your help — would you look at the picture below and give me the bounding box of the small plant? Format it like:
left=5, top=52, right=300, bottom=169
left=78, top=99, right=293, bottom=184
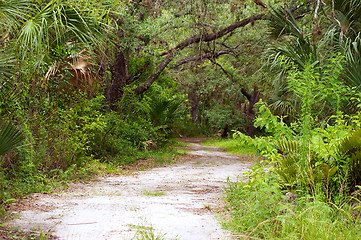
left=130, top=224, right=175, bottom=240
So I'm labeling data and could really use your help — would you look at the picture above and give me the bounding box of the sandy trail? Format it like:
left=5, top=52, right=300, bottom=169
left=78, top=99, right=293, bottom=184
left=6, top=139, right=253, bottom=240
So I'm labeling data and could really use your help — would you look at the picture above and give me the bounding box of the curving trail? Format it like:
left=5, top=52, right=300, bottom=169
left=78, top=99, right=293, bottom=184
left=7, top=139, right=253, bottom=240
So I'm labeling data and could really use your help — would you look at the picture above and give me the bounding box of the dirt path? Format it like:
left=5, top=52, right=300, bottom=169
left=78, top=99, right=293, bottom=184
left=6, top=139, right=253, bottom=240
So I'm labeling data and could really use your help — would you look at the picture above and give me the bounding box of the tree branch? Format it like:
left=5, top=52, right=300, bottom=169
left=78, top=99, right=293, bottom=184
left=171, top=50, right=233, bottom=69
left=134, top=13, right=265, bottom=94
left=313, top=0, right=321, bottom=24
left=241, top=88, right=252, bottom=101
left=160, top=14, right=265, bottom=57
left=208, top=59, right=238, bottom=83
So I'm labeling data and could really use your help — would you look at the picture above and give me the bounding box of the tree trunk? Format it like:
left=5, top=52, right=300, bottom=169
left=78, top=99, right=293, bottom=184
left=105, top=51, right=128, bottom=111
left=241, top=86, right=261, bottom=136
left=220, top=125, right=229, bottom=138
left=188, top=91, right=200, bottom=122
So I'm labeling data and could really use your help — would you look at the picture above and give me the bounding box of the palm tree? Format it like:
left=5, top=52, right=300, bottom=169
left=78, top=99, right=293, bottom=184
left=0, top=0, right=116, bottom=98
left=263, top=5, right=319, bottom=117
left=14, top=0, right=105, bottom=61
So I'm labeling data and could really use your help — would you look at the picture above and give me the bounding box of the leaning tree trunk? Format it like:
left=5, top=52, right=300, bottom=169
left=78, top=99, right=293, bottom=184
left=241, top=86, right=261, bottom=136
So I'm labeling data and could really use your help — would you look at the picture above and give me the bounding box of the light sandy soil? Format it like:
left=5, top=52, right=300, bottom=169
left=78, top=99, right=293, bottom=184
left=5, top=139, right=253, bottom=240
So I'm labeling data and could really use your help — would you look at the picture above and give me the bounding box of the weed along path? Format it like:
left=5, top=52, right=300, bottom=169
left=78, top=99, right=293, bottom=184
left=7, top=139, right=253, bottom=239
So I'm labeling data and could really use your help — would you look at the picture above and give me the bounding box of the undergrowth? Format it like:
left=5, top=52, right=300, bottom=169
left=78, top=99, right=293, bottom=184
left=224, top=168, right=361, bottom=240
left=223, top=57, right=361, bottom=239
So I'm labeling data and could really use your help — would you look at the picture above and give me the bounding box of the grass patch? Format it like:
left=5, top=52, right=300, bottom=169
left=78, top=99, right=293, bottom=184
left=146, top=148, right=178, bottom=166
left=174, top=148, right=191, bottom=155
left=201, top=137, right=257, bottom=155
left=171, top=139, right=190, bottom=147
left=143, top=190, right=166, bottom=196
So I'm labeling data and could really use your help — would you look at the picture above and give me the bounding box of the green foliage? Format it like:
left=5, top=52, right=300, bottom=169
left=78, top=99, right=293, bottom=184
left=89, top=81, right=188, bottom=165
left=0, top=0, right=30, bottom=29
left=22, top=96, right=106, bottom=170
left=147, top=96, right=184, bottom=129
left=4, top=2, right=361, bottom=239
left=234, top=56, right=360, bottom=200
left=131, top=225, right=168, bottom=240
left=0, top=95, right=102, bottom=205
left=14, top=0, right=104, bottom=62
left=273, top=139, right=300, bottom=187
left=91, top=112, right=155, bottom=165
left=343, top=34, right=361, bottom=91
left=254, top=100, right=295, bottom=139
left=287, top=55, right=347, bottom=123
left=205, top=103, right=246, bottom=133
left=228, top=50, right=361, bottom=240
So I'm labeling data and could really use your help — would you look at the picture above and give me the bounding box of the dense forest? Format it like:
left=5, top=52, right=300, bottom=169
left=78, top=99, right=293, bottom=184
left=2, top=0, right=361, bottom=238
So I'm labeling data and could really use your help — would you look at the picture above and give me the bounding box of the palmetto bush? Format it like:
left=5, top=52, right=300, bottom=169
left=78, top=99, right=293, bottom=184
left=337, top=128, right=361, bottom=193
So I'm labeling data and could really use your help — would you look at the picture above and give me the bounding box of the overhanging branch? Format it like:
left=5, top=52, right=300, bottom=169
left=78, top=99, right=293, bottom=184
left=134, top=13, right=265, bottom=94
left=171, top=50, right=233, bottom=69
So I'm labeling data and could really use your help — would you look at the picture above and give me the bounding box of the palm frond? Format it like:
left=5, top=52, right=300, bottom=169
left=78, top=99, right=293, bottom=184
left=44, top=51, right=99, bottom=96
left=342, top=34, right=361, bottom=91
left=265, top=37, right=318, bottom=74
left=15, top=0, right=104, bottom=61
left=327, top=0, right=361, bottom=40
left=0, top=0, right=31, bottom=27
left=51, top=4, right=102, bottom=45
left=0, top=51, right=14, bottom=82
left=0, top=120, right=24, bottom=156
left=269, top=99, right=297, bottom=118
left=277, top=139, right=300, bottom=154
left=16, top=10, right=50, bottom=60
left=149, top=96, right=183, bottom=127
left=267, top=6, right=305, bottom=40
left=318, top=27, right=342, bottom=53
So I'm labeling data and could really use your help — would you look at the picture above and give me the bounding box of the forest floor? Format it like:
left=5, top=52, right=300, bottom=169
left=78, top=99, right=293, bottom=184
left=3, top=139, right=253, bottom=240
